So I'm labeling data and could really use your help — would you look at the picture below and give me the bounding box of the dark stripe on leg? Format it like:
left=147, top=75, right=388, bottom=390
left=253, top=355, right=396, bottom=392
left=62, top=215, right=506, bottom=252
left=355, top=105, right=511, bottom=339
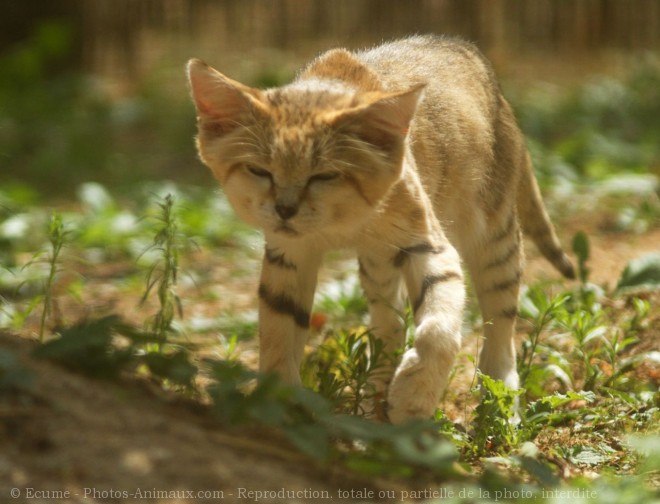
left=258, top=284, right=310, bottom=328
left=488, top=271, right=522, bottom=293
left=485, top=241, right=519, bottom=269
left=265, top=247, right=297, bottom=270
left=393, top=243, right=446, bottom=267
left=412, top=271, right=462, bottom=313
left=498, top=307, right=519, bottom=319
left=490, top=213, right=516, bottom=243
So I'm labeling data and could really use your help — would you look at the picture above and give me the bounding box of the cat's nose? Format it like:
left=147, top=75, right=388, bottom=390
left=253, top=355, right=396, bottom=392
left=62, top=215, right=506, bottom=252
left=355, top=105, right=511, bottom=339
left=275, top=203, right=298, bottom=220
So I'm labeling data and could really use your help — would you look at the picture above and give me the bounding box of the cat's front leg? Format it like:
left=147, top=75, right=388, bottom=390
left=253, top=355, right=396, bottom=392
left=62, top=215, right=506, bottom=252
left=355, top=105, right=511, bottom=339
left=388, top=238, right=465, bottom=424
left=257, top=243, right=320, bottom=385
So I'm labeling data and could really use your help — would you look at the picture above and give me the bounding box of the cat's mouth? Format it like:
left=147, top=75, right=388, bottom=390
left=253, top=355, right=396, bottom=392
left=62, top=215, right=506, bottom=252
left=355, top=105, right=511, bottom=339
left=274, top=223, right=300, bottom=237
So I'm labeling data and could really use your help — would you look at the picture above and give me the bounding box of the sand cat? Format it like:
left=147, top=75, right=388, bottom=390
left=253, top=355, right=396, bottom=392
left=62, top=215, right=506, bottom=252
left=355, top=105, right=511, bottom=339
left=187, top=35, right=574, bottom=423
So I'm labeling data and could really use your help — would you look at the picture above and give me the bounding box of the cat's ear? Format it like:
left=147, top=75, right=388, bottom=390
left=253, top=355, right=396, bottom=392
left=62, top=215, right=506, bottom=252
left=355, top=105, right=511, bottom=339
left=187, top=59, right=267, bottom=136
left=332, top=84, right=426, bottom=150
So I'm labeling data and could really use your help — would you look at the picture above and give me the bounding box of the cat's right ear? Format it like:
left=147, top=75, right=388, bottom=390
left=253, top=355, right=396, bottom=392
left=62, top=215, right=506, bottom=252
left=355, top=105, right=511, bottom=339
left=187, top=59, right=267, bottom=136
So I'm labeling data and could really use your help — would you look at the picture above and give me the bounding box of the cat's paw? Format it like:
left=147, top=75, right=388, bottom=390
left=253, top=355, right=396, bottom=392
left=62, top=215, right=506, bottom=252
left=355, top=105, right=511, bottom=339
left=386, top=348, right=443, bottom=424
left=362, top=392, right=390, bottom=423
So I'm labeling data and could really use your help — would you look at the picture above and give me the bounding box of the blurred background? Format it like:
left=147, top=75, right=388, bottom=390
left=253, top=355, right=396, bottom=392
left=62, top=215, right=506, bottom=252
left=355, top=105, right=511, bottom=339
left=1, top=0, right=659, bottom=200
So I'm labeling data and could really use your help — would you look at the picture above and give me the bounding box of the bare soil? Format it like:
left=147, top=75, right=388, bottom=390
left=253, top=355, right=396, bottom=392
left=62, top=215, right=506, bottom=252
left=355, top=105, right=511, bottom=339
left=0, top=332, right=400, bottom=504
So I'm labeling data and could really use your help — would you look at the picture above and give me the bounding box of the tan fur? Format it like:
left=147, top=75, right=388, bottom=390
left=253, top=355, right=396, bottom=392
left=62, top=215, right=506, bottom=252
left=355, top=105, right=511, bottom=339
left=187, top=35, right=574, bottom=423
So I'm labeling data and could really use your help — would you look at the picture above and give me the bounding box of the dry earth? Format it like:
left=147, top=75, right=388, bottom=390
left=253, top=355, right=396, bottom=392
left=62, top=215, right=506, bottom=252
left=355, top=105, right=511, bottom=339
left=1, top=332, right=401, bottom=504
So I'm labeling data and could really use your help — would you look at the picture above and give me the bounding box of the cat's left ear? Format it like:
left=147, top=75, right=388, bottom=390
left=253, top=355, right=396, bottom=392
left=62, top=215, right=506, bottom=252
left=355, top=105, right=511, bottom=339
left=332, top=84, right=426, bottom=150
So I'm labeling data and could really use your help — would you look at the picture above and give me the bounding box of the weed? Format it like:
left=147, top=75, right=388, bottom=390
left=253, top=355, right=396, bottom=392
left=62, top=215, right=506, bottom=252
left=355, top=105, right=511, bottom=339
left=140, top=194, right=185, bottom=350
left=17, top=213, right=71, bottom=341
left=39, top=214, right=69, bottom=341
left=301, top=328, right=394, bottom=416
left=616, top=252, right=660, bottom=294
left=207, top=356, right=461, bottom=476
left=572, top=230, right=591, bottom=285
left=518, top=285, right=571, bottom=393
left=519, top=233, right=657, bottom=400
left=34, top=315, right=140, bottom=379
left=472, top=373, right=524, bottom=457
left=559, top=303, right=609, bottom=391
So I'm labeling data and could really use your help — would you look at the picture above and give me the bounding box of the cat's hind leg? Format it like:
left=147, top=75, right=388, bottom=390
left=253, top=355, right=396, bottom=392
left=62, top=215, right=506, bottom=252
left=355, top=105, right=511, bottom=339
left=386, top=239, right=465, bottom=424
left=357, top=253, right=407, bottom=419
left=466, top=208, right=523, bottom=391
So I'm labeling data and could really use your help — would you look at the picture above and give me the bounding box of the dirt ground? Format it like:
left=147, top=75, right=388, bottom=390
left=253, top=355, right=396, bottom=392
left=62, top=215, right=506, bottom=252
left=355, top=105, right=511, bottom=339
left=1, top=215, right=658, bottom=504
left=1, top=332, right=402, bottom=504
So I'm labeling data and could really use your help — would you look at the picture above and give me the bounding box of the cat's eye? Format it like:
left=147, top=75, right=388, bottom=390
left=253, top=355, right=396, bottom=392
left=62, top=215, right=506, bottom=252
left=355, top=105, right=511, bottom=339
left=309, top=172, right=340, bottom=183
left=246, top=165, right=272, bottom=179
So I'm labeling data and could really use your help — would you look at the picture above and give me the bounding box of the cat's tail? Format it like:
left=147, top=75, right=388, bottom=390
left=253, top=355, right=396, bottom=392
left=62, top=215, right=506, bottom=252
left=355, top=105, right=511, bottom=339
left=517, top=152, right=576, bottom=279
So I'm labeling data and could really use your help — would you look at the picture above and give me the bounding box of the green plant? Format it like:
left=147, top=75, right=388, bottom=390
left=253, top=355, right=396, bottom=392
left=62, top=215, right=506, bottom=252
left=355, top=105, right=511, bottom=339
left=17, top=213, right=71, bottom=341
left=33, top=314, right=198, bottom=390
left=558, top=302, right=609, bottom=391
left=34, top=315, right=140, bottom=379
left=140, top=194, right=186, bottom=350
left=471, top=373, right=525, bottom=457
left=511, top=61, right=660, bottom=186
left=616, top=252, right=660, bottom=294
left=16, top=187, right=656, bottom=499
left=301, top=328, right=393, bottom=416
left=40, top=214, right=69, bottom=341
left=518, top=285, right=571, bottom=395
left=518, top=232, right=658, bottom=400
left=572, top=230, right=591, bottom=285
left=206, top=356, right=460, bottom=477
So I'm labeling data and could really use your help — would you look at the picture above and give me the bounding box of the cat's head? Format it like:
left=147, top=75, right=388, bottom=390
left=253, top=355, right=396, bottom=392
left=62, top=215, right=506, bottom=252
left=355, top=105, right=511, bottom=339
left=187, top=57, right=423, bottom=239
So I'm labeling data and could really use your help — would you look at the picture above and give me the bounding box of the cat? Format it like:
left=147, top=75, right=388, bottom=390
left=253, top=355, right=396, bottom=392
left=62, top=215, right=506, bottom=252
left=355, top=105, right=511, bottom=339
left=187, top=35, right=574, bottom=424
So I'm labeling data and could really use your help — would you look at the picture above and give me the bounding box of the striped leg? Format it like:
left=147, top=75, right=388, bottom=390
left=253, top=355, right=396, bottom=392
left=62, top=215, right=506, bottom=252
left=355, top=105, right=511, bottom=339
left=468, top=210, right=522, bottom=390
left=258, top=244, right=320, bottom=385
left=387, top=239, right=465, bottom=424
left=357, top=253, right=406, bottom=418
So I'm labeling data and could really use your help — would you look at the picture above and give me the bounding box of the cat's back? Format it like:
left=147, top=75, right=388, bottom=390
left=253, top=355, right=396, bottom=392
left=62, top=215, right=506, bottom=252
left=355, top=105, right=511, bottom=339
left=354, top=36, right=503, bottom=201
left=356, top=35, right=499, bottom=115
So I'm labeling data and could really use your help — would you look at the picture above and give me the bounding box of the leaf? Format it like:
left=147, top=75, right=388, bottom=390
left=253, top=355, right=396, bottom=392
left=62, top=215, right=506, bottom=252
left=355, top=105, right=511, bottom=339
left=569, top=446, right=608, bottom=466
left=283, top=424, right=330, bottom=460
left=627, top=434, right=660, bottom=474
left=391, top=429, right=457, bottom=469
left=572, top=231, right=591, bottom=283
left=142, top=350, right=197, bottom=387
left=328, top=414, right=391, bottom=442
left=33, top=316, right=135, bottom=379
left=544, top=364, right=573, bottom=389
left=616, top=252, right=660, bottom=293
left=582, top=325, right=608, bottom=345
left=288, top=386, right=333, bottom=417
left=572, top=231, right=590, bottom=263
left=515, top=442, right=561, bottom=487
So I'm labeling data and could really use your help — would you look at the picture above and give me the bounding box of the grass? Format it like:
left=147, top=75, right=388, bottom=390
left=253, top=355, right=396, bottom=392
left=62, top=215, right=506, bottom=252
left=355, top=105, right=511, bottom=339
left=1, top=33, right=659, bottom=501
